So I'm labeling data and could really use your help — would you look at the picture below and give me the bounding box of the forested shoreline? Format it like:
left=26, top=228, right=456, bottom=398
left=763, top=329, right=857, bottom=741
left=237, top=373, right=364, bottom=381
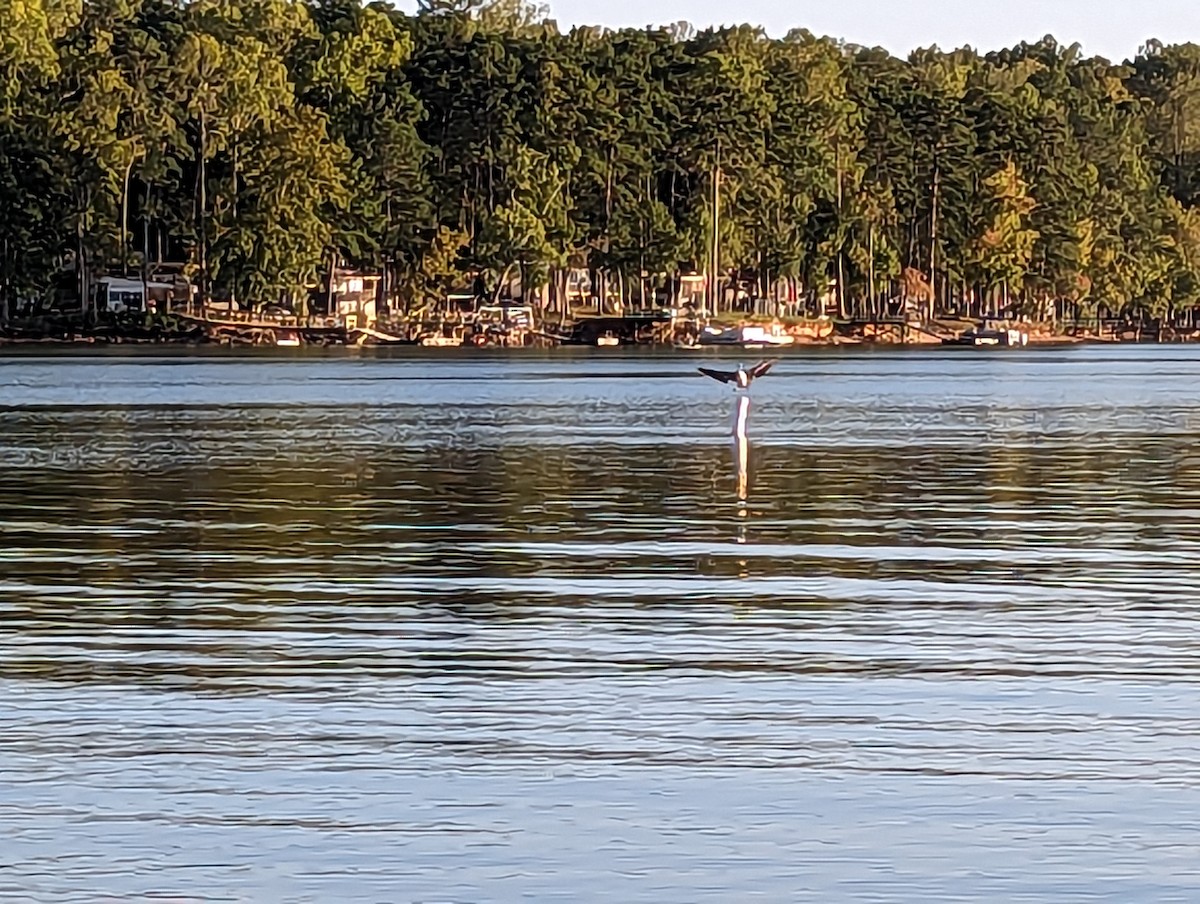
left=2, top=0, right=1200, bottom=322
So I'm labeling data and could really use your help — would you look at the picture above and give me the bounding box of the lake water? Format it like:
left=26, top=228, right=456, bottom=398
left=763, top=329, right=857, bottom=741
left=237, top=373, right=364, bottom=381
left=3, top=345, right=1200, bottom=902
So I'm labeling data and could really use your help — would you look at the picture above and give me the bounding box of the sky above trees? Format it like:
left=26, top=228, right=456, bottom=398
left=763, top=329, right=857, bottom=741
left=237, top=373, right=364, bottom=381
left=424, top=0, right=1198, bottom=63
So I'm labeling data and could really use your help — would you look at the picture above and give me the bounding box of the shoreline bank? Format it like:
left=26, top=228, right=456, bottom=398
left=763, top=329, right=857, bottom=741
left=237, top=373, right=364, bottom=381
left=0, top=312, right=1160, bottom=351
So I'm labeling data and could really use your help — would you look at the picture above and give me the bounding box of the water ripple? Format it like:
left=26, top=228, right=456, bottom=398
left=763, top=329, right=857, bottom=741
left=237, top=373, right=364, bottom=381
left=5, top=346, right=1200, bottom=901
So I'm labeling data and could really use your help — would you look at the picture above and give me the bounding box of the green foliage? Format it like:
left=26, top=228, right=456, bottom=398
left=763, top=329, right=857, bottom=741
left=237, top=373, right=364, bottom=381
left=410, top=224, right=469, bottom=310
left=3, top=5, right=1200, bottom=321
left=0, top=0, right=79, bottom=112
left=964, top=160, right=1038, bottom=293
left=209, top=107, right=351, bottom=302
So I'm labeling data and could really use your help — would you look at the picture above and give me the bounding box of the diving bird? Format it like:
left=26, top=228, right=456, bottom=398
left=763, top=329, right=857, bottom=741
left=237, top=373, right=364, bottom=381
left=698, top=358, right=778, bottom=390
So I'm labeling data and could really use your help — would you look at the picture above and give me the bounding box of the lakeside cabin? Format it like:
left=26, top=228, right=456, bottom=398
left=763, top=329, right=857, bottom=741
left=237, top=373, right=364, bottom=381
left=95, top=276, right=191, bottom=314
left=316, top=269, right=381, bottom=329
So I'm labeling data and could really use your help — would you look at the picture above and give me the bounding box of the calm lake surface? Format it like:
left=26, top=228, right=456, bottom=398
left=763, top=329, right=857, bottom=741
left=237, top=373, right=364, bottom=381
left=4, top=345, right=1200, bottom=901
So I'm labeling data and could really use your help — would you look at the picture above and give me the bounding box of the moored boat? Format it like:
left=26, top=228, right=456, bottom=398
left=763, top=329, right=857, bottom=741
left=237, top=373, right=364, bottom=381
left=698, top=324, right=795, bottom=347
left=943, top=325, right=1029, bottom=347
left=421, top=334, right=463, bottom=347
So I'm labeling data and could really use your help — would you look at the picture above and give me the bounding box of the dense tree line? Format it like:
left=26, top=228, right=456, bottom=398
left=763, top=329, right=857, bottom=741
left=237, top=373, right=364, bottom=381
left=2, top=0, right=1200, bottom=321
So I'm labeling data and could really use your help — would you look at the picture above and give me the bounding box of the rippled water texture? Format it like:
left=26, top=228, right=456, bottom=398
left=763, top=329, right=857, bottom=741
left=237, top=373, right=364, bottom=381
left=4, top=346, right=1200, bottom=901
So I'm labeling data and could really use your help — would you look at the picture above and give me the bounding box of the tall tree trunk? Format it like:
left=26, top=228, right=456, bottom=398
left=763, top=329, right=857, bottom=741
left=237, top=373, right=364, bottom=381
left=380, top=256, right=390, bottom=319
left=907, top=217, right=916, bottom=274
left=120, top=155, right=134, bottom=279
left=639, top=172, right=647, bottom=309
left=929, top=162, right=940, bottom=323
left=603, top=147, right=613, bottom=315
left=156, top=181, right=164, bottom=268
left=327, top=249, right=339, bottom=318
left=231, top=142, right=239, bottom=308
left=710, top=151, right=721, bottom=317
left=868, top=223, right=876, bottom=320
left=196, top=109, right=208, bottom=310
left=77, top=187, right=90, bottom=315
left=141, top=179, right=151, bottom=310
left=383, top=196, right=393, bottom=316
left=1, top=236, right=8, bottom=323
left=835, top=156, right=846, bottom=320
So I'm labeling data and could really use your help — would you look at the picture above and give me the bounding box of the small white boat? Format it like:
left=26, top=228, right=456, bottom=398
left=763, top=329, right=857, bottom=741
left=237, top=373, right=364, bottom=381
left=943, top=326, right=1029, bottom=348
left=596, top=332, right=619, bottom=347
left=698, top=324, right=795, bottom=348
left=275, top=329, right=301, bottom=347
left=421, top=334, right=463, bottom=347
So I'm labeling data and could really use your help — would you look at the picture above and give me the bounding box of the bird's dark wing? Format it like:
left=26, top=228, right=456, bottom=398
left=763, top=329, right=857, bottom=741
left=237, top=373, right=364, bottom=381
left=748, top=359, right=779, bottom=380
left=698, top=367, right=736, bottom=384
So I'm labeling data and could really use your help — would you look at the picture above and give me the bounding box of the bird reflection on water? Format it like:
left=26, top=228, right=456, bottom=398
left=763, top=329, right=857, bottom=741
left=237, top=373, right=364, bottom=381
left=731, top=393, right=750, bottom=548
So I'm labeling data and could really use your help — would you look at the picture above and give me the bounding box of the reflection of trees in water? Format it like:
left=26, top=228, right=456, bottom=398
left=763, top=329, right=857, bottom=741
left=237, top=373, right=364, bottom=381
left=8, top=422, right=1200, bottom=691
left=9, top=436, right=1194, bottom=556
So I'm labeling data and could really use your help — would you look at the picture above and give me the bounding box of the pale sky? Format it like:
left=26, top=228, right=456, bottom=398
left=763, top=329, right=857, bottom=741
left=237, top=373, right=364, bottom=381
left=526, top=0, right=1198, bottom=62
